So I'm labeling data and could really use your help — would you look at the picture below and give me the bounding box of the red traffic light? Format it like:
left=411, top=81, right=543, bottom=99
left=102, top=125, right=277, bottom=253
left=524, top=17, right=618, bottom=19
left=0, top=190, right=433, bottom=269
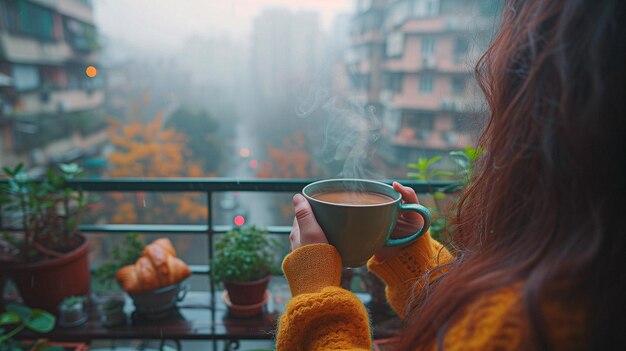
left=233, top=215, right=246, bottom=227
left=249, top=159, right=258, bottom=169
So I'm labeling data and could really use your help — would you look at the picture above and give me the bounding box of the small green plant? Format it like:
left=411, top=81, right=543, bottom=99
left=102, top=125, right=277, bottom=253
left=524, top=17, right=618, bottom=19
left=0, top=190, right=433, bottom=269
left=93, top=233, right=146, bottom=290
left=449, top=146, right=484, bottom=183
left=211, top=226, right=281, bottom=283
left=60, top=296, right=85, bottom=309
left=407, top=146, right=483, bottom=241
left=0, top=303, right=62, bottom=351
left=0, top=163, right=87, bottom=263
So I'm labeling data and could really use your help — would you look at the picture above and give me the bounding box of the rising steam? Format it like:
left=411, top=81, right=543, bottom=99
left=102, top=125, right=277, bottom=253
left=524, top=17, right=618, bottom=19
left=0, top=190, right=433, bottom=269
left=296, top=89, right=383, bottom=180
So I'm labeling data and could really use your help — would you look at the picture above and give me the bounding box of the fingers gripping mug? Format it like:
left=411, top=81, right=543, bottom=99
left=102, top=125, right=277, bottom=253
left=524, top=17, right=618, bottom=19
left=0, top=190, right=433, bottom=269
left=302, top=179, right=432, bottom=267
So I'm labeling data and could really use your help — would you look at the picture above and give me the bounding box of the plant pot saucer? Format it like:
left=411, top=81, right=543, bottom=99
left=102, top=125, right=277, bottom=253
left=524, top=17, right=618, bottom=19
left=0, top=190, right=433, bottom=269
left=222, top=290, right=270, bottom=318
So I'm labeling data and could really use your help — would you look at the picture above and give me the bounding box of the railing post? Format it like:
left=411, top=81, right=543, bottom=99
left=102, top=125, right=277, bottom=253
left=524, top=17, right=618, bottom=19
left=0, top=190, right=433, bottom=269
left=207, top=190, right=217, bottom=351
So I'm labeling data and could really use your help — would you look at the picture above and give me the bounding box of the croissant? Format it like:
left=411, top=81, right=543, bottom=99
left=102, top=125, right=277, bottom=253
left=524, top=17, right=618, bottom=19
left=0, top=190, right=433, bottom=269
left=116, top=238, right=191, bottom=294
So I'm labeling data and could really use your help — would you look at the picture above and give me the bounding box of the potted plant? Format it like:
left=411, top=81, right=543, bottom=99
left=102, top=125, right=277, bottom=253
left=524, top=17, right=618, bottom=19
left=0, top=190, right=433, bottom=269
left=57, top=296, right=87, bottom=328
left=0, top=303, right=88, bottom=351
left=406, top=146, right=483, bottom=241
left=0, top=164, right=90, bottom=313
left=211, top=226, right=281, bottom=317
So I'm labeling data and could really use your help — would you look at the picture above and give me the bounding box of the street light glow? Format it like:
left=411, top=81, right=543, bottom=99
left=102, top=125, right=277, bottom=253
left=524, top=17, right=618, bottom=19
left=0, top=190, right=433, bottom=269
left=86, top=66, right=97, bottom=78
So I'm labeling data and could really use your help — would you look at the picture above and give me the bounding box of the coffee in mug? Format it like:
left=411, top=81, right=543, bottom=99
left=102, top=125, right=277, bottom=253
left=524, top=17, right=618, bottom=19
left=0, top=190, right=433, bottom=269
left=302, top=179, right=431, bottom=267
left=312, top=191, right=393, bottom=206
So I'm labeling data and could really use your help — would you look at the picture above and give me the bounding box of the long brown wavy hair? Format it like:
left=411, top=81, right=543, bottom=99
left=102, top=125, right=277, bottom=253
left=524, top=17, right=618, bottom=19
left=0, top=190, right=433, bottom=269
left=401, top=0, right=626, bottom=349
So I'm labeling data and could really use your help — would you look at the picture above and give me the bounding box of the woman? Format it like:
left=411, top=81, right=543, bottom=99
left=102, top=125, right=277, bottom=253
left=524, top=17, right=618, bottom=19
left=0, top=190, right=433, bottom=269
left=276, top=0, right=625, bottom=350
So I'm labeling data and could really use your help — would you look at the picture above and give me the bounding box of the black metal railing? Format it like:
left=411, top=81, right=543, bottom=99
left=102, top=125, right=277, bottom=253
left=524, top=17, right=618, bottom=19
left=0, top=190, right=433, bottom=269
left=0, top=178, right=457, bottom=341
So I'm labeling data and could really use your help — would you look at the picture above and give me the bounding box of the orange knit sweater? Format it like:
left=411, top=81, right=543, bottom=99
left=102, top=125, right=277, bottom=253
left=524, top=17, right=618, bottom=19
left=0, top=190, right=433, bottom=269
left=276, top=233, right=585, bottom=350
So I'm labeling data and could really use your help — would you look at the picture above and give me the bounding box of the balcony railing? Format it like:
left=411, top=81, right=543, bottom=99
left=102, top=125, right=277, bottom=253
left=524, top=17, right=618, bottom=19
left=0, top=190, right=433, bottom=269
left=0, top=178, right=456, bottom=270
left=0, top=178, right=457, bottom=344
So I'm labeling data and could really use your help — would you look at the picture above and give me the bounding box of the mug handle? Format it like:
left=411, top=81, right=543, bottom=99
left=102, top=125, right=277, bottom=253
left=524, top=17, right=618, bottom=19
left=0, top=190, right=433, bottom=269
left=385, top=203, right=432, bottom=246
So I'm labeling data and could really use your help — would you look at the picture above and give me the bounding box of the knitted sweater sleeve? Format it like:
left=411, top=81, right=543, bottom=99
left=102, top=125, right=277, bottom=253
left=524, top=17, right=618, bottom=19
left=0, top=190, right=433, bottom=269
left=367, top=231, right=454, bottom=318
left=276, top=244, right=371, bottom=351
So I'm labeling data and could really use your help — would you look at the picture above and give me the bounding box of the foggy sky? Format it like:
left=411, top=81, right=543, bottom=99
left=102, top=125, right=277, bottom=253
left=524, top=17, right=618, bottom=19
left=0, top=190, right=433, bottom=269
left=94, top=0, right=352, bottom=54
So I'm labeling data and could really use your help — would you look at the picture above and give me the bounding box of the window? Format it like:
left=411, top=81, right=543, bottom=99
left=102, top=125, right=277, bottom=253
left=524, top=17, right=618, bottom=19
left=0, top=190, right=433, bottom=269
left=419, top=75, right=434, bottom=93
left=383, top=108, right=401, bottom=135
left=454, top=36, right=470, bottom=64
left=64, top=17, right=98, bottom=52
left=404, top=111, right=435, bottom=139
left=2, top=0, right=55, bottom=40
left=386, top=31, right=405, bottom=57
left=40, top=66, right=68, bottom=89
left=426, top=0, right=440, bottom=17
left=421, top=37, right=436, bottom=56
left=385, top=1, right=411, bottom=29
left=413, top=0, right=440, bottom=17
left=385, top=73, right=403, bottom=93
left=355, top=12, right=382, bottom=35
left=11, top=64, right=40, bottom=92
left=451, top=76, right=466, bottom=95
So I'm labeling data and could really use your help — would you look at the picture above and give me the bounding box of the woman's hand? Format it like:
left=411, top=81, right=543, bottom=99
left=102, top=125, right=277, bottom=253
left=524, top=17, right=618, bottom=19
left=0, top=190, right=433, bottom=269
left=374, top=182, right=426, bottom=261
left=289, top=194, right=328, bottom=251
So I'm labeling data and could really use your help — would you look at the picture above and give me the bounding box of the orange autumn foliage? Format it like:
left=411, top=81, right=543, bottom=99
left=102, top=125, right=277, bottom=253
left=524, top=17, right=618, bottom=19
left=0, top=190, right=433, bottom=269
left=106, top=113, right=207, bottom=224
left=256, top=132, right=318, bottom=179
left=256, top=132, right=318, bottom=220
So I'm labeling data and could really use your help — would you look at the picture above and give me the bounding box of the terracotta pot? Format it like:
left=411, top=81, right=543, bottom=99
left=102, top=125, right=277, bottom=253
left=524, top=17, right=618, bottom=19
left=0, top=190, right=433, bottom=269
left=224, top=275, right=271, bottom=306
left=23, top=340, right=89, bottom=351
left=51, top=342, right=90, bottom=351
left=11, top=236, right=90, bottom=313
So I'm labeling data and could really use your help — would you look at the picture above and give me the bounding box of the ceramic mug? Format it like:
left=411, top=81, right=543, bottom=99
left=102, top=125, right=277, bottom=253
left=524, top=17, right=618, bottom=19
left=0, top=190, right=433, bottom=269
left=302, top=179, right=432, bottom=267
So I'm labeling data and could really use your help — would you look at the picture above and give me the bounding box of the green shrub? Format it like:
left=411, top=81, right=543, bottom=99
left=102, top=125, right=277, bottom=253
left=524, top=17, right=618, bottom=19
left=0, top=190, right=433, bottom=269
left=211, top=226, right=281, bottom=283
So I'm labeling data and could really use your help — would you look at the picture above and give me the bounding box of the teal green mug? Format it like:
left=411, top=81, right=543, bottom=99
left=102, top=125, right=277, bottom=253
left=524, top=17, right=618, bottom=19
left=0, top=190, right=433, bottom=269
left=302, top=179, right=432, bottom=267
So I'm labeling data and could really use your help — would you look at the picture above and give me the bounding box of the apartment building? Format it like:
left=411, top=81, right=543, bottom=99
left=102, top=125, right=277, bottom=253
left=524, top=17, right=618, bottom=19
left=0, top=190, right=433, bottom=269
left=347, top=0, right=499, bottom=174
left=0, top=0, right=107, bottom=173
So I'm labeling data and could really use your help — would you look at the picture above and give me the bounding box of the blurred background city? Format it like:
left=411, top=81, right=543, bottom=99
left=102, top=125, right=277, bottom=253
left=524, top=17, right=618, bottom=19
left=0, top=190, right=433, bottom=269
left=0, top=0, right=501, bottom=292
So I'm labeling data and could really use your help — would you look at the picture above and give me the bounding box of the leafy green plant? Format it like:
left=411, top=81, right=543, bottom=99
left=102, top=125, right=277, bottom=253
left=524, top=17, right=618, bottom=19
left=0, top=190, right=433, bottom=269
left=0, top=303, right=62, bottom=351
left=0, top=163, right=88, bottom=263
left=407, top=146, right=483, bottom=241
left=211, top=226, right=281, bottom=283
left=450, top=146, right=484, bottom=183
left=93, top=233, right=146, bottom=290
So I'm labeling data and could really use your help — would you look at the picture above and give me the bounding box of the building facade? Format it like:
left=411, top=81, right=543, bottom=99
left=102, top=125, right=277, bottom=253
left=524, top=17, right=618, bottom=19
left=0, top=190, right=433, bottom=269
left=0, top=0, right=107, bottom=174
left=347, top=0, right=499, bottom=175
